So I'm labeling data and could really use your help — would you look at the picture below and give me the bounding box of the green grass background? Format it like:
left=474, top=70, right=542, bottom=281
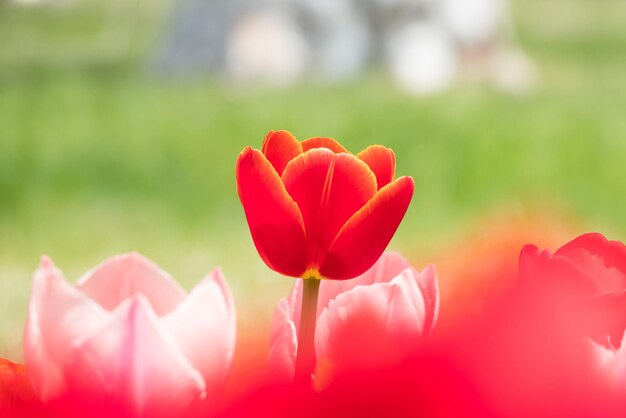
left=0, top=0, right=625, bottom=356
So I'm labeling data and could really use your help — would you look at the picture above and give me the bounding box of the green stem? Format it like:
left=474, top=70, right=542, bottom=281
left=294, top=276, right=321, bottom=386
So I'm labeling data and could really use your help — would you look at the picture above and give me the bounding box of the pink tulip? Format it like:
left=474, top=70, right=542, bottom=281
left=24, top=253, right=236, bottom=417
left=268, top=252, right=439, bottom=383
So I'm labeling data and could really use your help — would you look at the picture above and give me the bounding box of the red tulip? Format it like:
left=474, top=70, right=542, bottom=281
left=236, top=130, right=414, bottom=280
left=268, top=252, right=439, bottom=383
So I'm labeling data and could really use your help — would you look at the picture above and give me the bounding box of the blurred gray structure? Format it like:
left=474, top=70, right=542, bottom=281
left=151, top=0, right=537, bottom=94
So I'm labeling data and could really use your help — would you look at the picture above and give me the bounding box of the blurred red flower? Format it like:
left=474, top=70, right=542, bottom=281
left=520, top=232, right=626, bottom=297
left=236, top=130, right=414, bottom=280
left=220, top=351, right=491, bottom=418
left=519, top=232, right=626, bottom=393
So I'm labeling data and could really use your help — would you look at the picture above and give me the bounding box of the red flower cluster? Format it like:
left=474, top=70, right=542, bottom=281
left=236, top=131, right=414, bottom=280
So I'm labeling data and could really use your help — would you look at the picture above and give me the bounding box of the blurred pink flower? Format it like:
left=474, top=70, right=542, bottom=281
left=268, top=252, right=439, bottom=383
left=24, top=253, right=236, bottom=417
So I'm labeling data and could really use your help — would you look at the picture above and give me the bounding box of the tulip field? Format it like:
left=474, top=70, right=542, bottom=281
left=1, top=0, right=626, bottom=416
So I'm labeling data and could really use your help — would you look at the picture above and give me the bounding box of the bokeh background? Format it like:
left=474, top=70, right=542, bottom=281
left=0, top=0, right=625, bottom=360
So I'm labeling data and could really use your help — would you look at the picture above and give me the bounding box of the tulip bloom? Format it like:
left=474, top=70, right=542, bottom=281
left=520, top=233, right=626, bottom=387
left=520, top=232, right=626, bottom=297
left=24, top=253, right=236, bottom=417
left=268, top=252, right=439, bottom=382
left=236, top=130, right=414, bottom=280
left=520, top=232, right=626, bottom=339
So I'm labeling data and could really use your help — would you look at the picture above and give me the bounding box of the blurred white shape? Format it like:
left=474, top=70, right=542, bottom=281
left=316, top=18, right=370, bottom=81
left=11, top=0, right=57, bottom=5
left=489, top=47, right=539, bottom=94
left=297, top=0, right=353, bottom=19
left=386, top=23, right=457, bottom=94
left=440, top=0, right=506, bottom=46
left=296, top=0, right=370, bottom=81
left=226, top=10, right=309, bottom=85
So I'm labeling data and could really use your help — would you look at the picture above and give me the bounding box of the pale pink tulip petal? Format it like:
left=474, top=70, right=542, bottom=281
left=317, top=252, right=412, bottom=314
left=414, top=265, right=440, bottom=335
left=316, top=281, right=399, bottom=373
left=276, top=279, right=302, bottom=334
left=68, top=295, right=206, bottom=417
left=361, top=252, right=413, bottom=285
left=25, top=257, right=109, bottom=401
left=386, top=269, right=427, bottom=337
left=161, top=269, right=236, bottom=393
left=268, top=298, right=298, bottom=382
left=76, top=253, right=186, bottom=315
left=268, top=280, right=302, bottom=381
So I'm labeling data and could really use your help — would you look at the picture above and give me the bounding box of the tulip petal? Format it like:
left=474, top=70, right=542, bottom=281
left=357, top=145, right=396, bottom=189
left=261, top=130, right=303, bottom=175
left=362, top=252, right=412, bottom=284
left=25, top=257, right=109, bottom=401
left=316, top=281, right=392, bottom=359
left=68, top=296, right=206, bottom=417
left=301, top=137, right=348, bottom=154
left=386, top=269, right=428, bottom=337
left=161, top=269, right=236, bottom=394
left=268, top=280, right=302, bottom=381
left=268, top=298, right=298, bottom=382
left=585, top=292, right=626, bottom=349
left=320, top=176, right=414, bottom=280
left=284, top=279, right=303, bottom=335
left=415, top=265, right=440, bottom=336
left=317, top=252, right=411, bottom=313
left=316, top=281, right=410, bottom=374
left=519, top=244, right=599, bottom=297
left=282, top=150, right=377, bottom=269
left=76, top=253, right=186, bottom=316
left=590, top=330, right=626, bottom=387
left=236, top=147, right=307, bottom=277
left=555, top=233, right=626, bottom=293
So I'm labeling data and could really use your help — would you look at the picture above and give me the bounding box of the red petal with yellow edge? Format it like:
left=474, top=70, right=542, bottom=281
left=282, top=149, right=377, bottom=269
left=357, top=145, right=396, bottom=189
left=261, top=130, right=303, bottom=175
left=319, top=176, right=414, bottom=280
left=236, top=147, right=307, bottom=277
left=301, top=137, right=348, bottom=154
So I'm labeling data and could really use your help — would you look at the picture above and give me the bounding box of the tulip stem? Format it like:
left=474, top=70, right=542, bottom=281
left=295, top=276, right=321, bottom=386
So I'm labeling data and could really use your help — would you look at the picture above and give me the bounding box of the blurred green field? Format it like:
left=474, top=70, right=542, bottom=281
left=1, top=0, right=625, bottom=356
